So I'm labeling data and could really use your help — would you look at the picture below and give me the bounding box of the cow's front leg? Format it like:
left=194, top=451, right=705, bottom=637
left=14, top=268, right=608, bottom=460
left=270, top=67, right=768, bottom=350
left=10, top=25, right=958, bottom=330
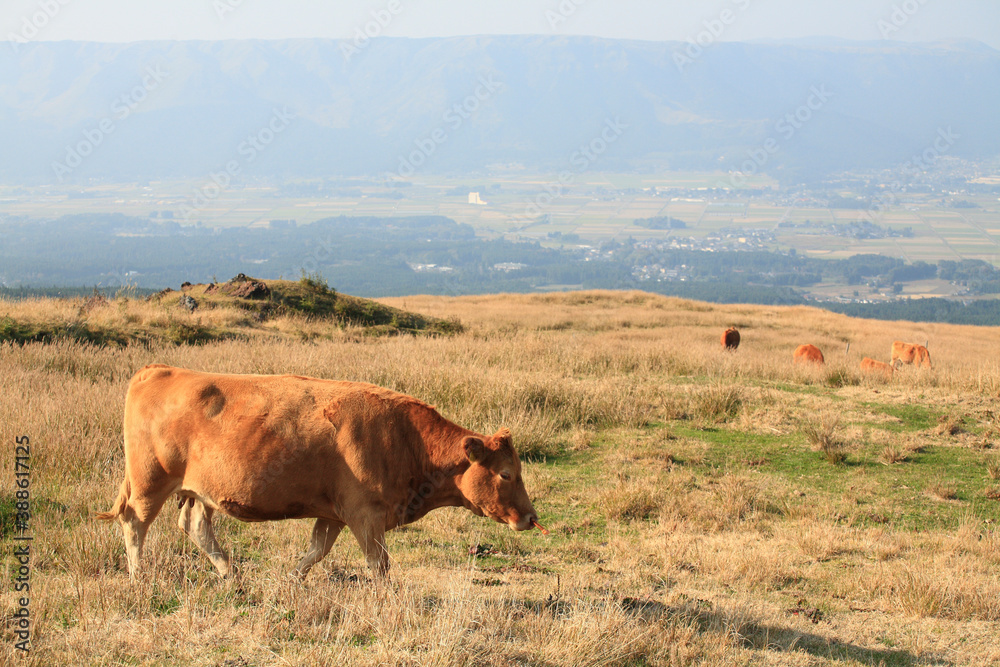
left=349, top=515, right=389, bottom=579
left=294, top=518, right=344, bottom=578
left=177, top=497, right=231, bottom=577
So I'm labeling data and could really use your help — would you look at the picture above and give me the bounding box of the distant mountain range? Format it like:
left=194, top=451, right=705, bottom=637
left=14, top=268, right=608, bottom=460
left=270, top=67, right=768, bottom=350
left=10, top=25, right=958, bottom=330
left=1, top=36, right=997, bottom=184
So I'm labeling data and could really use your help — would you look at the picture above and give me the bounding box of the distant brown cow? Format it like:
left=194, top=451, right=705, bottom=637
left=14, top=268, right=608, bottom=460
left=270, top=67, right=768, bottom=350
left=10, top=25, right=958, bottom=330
left=891, top=341, right=931, bottom=369
left=861, top=357, right=894, bottom=378
left=721, top=327, right=740, bottom=350
left=793, top=344, right=825, bottom=365
left=99, top=365, right=542, bottom=580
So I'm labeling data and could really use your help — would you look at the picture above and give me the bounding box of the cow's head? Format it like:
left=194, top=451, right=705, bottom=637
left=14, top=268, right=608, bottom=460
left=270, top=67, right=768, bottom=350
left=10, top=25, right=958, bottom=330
left=458, top=428, right=539, bottom=531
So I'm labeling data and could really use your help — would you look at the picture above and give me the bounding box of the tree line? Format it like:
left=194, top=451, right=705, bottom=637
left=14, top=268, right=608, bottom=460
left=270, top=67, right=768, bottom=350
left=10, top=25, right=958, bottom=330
left=3, top=213, right=1000, bottom=325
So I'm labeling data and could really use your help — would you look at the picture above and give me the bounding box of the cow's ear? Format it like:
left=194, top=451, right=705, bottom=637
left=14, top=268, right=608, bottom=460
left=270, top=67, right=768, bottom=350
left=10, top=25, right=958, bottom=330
left=493, top=428, right=512, bottom=449
left=462, top=436, right=486, bottom=463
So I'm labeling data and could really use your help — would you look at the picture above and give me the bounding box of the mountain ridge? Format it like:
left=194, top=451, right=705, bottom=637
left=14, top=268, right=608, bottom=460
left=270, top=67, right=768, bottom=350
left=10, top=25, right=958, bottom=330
left=2, top=36, right=997, bottom=183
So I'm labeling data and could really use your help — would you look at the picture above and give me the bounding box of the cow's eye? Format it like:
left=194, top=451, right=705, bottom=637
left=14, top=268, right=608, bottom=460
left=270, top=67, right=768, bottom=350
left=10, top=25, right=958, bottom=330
left=499, top=472, right=512, bottom=481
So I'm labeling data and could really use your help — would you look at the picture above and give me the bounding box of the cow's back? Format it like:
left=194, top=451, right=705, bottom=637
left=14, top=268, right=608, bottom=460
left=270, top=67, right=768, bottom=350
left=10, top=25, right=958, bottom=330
left=721, top=328, right=740, bottom=350
left=122, top=366, right=435, bottom=523
left=861, top=357, right=893, bottom=377
left=126, top=365, right=322, bottom=470
left=890, top=341, right=931, bottom=368
left=891, top=341, right=912, bottom=363
left=793, top=344, right=824, bottom=364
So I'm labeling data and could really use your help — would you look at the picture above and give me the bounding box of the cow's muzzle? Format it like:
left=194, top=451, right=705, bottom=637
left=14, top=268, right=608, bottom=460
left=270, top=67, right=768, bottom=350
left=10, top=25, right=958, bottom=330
left=510, top=513, right=538, bottom=531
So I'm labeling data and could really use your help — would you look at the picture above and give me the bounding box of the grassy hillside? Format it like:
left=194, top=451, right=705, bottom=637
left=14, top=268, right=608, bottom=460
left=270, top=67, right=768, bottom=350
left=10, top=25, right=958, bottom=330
left=2, top=291, right=999, bottom=665
left=0, top=274, right=463, bottom=346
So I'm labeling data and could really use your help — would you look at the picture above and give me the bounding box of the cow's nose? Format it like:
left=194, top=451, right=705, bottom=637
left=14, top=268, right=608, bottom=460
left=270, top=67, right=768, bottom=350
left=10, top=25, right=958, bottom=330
left=512, top=513, right=536, bottom=531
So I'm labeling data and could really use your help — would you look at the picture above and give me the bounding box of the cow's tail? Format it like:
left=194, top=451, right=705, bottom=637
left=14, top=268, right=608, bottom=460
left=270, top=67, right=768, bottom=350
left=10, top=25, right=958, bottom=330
left=96, top=477, right=130, bottom=522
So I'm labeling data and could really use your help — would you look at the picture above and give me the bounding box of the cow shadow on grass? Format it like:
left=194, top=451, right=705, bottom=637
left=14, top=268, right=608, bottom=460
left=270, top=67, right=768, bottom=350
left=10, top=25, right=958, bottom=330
left=500, top=595, right=940, bottom=667
left=313, top=569, right=940, bottom=665
left=619, top=599, right=941, bottom=667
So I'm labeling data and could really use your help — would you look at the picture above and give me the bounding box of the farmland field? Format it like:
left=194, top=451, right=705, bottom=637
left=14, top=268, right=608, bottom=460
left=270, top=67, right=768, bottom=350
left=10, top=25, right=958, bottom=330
left=2, top=290, right=999, bottom=665
left=3, top=173, right=999, bottom=268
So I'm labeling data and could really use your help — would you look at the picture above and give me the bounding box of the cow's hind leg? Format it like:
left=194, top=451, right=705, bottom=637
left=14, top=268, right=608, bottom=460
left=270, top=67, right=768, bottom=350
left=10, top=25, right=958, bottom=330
left=177, top=498, right=231, bottom=577
left=121, top=506, right=149, bottom=579
left=120, top=486, right=175, bottom=579
left=294, top=518, right=345, bottom=578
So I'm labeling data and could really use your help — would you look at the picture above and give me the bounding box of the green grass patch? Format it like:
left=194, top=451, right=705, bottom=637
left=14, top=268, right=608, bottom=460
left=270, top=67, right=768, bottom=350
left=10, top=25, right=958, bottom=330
left=667, top=423, right=1000, bottom=530
left=0, top=316, right=134, bottom=346
left=860, top=402, right=937, bottom=432
left=148, top=587, right=182, bottom=616
left=158, top=274, right=464, bottom=336
left=0, top=494, right=18, bottom=540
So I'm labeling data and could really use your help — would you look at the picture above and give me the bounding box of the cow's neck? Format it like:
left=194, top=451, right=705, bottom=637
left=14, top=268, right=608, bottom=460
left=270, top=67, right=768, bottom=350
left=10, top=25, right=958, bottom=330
left=392, top=459, right=469, bottom=528
left=394, top=410, right=477, bottom=526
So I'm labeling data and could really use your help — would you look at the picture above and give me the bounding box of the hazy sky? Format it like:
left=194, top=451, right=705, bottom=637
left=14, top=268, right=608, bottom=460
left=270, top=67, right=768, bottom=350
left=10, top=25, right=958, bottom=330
left=4, top=0, right=999, bottom=48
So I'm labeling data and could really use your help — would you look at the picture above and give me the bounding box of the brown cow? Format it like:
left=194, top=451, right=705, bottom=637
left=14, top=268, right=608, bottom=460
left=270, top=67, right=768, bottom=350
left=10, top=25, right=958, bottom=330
left=793, top=344, right=825, bottom=365
left=98, top=365, right=542, bottom=579
left=891, top=341, right=931, bottom=369
left=861, top=357, right=894, bottom=378
left=721, top=327, right=740, bottom=350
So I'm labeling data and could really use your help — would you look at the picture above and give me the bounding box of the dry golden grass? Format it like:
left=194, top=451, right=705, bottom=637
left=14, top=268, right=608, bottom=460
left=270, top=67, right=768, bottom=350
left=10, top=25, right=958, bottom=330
left=2, top=290, right=1000, bottom=665
left=936, top=414, right=967, bottom=436
left=879, top=445, right=909, bottom=465
left=928, top=484, right=959, bottom=501
left=802, top=413, right=848, bottom=465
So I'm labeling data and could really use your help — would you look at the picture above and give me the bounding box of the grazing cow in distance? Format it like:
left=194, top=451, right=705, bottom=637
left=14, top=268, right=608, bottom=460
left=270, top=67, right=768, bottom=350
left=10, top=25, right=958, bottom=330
left=99, top=365, right=544, bottom=580
left=891, top=341, right=932, bottom=369
left=861, top=357, right=894, bottom=379
left=721, top=327, right=740, bottom=350
left=793, top=344, right=825, bottom=365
